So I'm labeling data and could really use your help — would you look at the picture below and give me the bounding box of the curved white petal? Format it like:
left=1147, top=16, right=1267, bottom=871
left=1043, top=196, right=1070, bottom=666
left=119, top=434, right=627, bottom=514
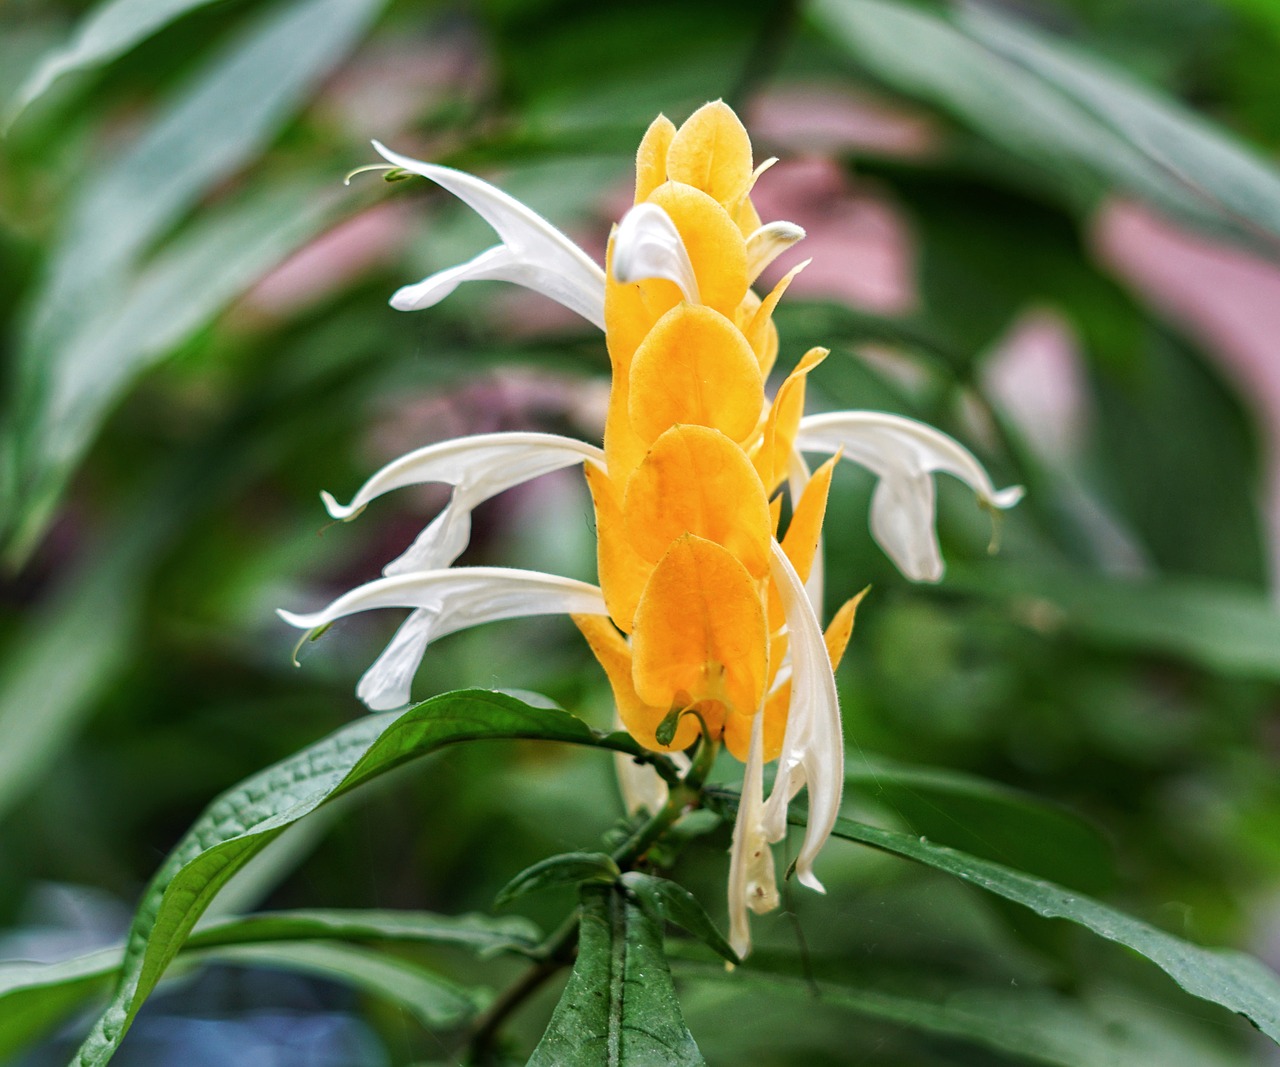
left=796, top=412, right=1024, bottom=583
left=357, top=607, right=437, bottom=710
left=613, top=711, right=690, bottom=817
left=321, top=432, right=606, bottom=573
left=728, top=710, right=778, bottom=960
left=611, top=202, right=700, bottom=304
left=763, top=541, right=843, bottom=893
left=373, top=141, right=607, bottom=329
left=280, top=567, right=609, bottom=710
left=787, top=448, right=824, bottom=614
left=746, top=220, right=805, bottom=284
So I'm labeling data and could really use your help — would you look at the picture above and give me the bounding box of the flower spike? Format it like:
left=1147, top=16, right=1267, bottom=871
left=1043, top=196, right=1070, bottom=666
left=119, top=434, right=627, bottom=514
left=286, top=102, right=1024, bottom=957
left=372, top=141, right=607, bottom=328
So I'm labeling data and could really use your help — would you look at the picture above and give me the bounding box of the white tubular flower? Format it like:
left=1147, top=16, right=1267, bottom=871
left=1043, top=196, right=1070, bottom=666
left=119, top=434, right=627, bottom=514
left=613, top=713, right=691, bottom=817
left=320, top=433, right=605, bottom=576
left=372, top=141, right=607, bottom=329
left=727, top=710, right=779, bottom=960
left=746, top=220, right=806, bottom=284
left=796, top=412, right=1025, bottom=583
left=787, top=448, right=825, bottom=615
left=279, top=568, right=609, bottom=711
left=762, top=541, right=844, bottom=893
left=611, top=202, right=701, bottom=304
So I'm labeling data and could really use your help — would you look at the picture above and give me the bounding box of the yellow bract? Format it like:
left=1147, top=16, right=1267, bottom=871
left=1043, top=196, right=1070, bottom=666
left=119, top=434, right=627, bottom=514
left=579, top=101, right=853, bottom=765
left=631, top=534, right=767, bottom=717
left=665, top=100, right=754, bottom=207
left=628, top=305, right=763, bottom=445
left=623, top=425, right=773, bottom=577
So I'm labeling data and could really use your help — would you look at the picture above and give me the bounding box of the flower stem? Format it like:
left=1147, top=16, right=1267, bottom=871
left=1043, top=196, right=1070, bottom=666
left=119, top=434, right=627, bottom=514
left=461, top=737, right=716, bottom=1063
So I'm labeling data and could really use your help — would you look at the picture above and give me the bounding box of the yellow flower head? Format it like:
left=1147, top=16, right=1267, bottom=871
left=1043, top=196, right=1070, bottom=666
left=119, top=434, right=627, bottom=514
left=281, top=102, right=1023, bottom=956
left=576, top=102, right=858, bottom=767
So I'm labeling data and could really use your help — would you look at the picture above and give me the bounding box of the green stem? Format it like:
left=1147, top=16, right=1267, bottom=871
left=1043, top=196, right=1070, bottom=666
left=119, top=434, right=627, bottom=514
left=461, top=737, right=717, bottom=1063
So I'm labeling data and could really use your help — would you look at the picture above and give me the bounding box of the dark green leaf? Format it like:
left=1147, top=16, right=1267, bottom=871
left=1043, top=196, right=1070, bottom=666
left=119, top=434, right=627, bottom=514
left=68, top=690, right=663, bottom=1065
left=528, top=884, right=705, bottom=1066
left=950, top=563, right=1280, bottom=681
left=0, top=907, right=538, bottom=1058
left=674, top=959, right=1251, bottom=1067
left=821, top=809, right=1280, bottom=1043
left=811, top=0, right=1280, bottom=250
left=7, top=0, right=229, bottom=124
left=5, top=0, right=382, bottom=556
left=190, top=941, right=482, bottom=1031
left=495, top=852, right=620, bottom=907
left=0, top=950, right=120, bottom=1062
left=958, top=4, right=1280, bottom=247
left=188, top=907, right=542, bottom=959
left=845, top=754, right=1114, bottom=892
left=619, top=873, right=738, bottom=965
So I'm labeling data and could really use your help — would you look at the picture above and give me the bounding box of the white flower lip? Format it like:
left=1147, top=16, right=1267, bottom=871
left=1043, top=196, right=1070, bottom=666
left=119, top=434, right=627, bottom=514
left=727, top=709, right=778, bottom=960
left=611, top=202, right=701, bottom=304
left=320, top=432, right=605, bottom=575
left=372, top=141, right=607, bottom=329
left=746, top=220, right=806, bottom=283
left=279, top=567, right=610, bottom=710
left=796, top=411, right=1024, bottom=583
left=763, top=541, right=843, bottom=894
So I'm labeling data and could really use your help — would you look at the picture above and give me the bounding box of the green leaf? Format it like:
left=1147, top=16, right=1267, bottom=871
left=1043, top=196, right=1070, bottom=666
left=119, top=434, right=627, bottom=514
left=69, top=691, right=662, bottom=1065
left=188, top=908, right=543, bottom=959
left=958, top=4, right=1280, bottom=246
left=950, top=563, right=1280, bottom=682
left=0, top=907, right=539, bottom=1058
left=528, top=884, right=705, bottom=1066
left=674, top=960, right=1251, bottom=1067
left=5, top=0, right=382, bottom=557
left=8, top=177, right=349, bottom=559
left=619, top=873, right=738, bottom=966
left=845, top=754, right=1114, bottom=893
left=6, top=0, right=228, bottom=125
left=0, top=950, right=120, bottom=1062
left=190, top=941, right=483, bottom=1031
left=495, top=852, right=620, bottom=907
left=0, top=502, right=173, bottom=821
left=810, top=806, right=1280, bottom=1044
left=810, top=0, right=1280, bottom=250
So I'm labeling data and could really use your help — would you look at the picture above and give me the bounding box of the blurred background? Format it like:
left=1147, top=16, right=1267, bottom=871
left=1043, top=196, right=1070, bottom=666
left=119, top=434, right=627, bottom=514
left=3, top=0, right=1280, bottom=1062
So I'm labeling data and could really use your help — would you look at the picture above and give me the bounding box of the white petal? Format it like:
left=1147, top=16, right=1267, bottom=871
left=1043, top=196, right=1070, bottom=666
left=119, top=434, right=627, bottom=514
left=280, top=566, right=607, bottom=632
left=612, top=710, right=688, bottom=817
left=321, top=432, right=605, bottom=573
left=373, top=141, right=607, bottom=329
left=280, top=568, right=609, bottom=709
left=356, top=607, right=437, bottom=710
left=611, top=202, right=700, bottom=304
left=727, top=710, right=778, bottom=960
left=787, top=448, right=825, bottom=614
left=746, top=220, right=805, bottom=283
left=324, top=432, right=604, bottom=519
left=764, top=542, right=843, bottom=893
left=796, top=412, right=1024, bottom=582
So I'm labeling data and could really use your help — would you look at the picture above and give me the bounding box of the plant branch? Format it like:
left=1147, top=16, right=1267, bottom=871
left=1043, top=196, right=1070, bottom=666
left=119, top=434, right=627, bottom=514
left=461, top=738, right=716, bottom=1063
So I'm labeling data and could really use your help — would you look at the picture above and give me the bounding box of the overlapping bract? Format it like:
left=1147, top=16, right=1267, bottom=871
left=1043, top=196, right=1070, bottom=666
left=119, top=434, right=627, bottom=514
left=281, top=102, right=1022, bottom=957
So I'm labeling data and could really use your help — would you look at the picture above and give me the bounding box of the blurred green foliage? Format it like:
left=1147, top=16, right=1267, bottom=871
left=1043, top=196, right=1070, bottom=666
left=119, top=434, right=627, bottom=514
left=2, top=0, right=1280, bottom=1063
